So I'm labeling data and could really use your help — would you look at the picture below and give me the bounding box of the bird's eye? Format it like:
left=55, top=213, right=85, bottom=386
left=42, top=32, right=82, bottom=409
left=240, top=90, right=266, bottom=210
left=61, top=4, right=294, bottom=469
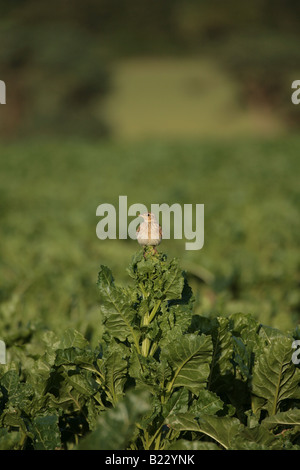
left=147, top=213, right=150, bottom=216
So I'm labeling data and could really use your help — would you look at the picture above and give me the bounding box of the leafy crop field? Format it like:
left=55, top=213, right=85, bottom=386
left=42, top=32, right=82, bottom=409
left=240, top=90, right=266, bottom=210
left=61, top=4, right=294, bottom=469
left=0, top=136, right=300, bottom=449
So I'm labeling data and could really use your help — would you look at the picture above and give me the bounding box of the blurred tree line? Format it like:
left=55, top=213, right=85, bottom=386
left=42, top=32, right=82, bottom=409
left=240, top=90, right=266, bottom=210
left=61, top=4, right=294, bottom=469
left=0, top=0, right=299, bottom=138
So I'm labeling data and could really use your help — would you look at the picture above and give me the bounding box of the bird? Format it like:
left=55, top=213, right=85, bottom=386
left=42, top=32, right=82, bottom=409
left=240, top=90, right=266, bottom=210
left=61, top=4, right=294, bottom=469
left=136, top=212, right=162, bottom=254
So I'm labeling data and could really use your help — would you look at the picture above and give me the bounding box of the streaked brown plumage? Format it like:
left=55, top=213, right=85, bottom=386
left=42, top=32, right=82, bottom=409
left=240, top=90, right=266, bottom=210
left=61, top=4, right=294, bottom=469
left=136, top=212, right=162, bottom=250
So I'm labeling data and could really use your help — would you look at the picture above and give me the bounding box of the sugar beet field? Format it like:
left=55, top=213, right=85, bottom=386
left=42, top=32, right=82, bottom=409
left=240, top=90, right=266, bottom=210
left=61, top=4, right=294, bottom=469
left=0, top=136, right=300, bottom=450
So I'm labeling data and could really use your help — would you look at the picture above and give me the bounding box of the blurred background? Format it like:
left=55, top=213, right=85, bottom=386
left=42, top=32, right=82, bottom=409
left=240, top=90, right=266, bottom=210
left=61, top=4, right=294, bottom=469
left=0, top=0, right=300, bottom=346
left=1, top=0, right=300, bottom=139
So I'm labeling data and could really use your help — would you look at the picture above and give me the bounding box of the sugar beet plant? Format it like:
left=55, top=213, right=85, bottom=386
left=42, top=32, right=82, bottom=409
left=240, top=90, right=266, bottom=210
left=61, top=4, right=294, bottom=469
left=1, top=248, right=300, bottom=450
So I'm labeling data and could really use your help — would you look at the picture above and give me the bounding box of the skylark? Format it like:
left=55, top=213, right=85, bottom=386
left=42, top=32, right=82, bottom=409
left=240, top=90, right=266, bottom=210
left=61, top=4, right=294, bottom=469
left=136, top=212, right=162, bottom=254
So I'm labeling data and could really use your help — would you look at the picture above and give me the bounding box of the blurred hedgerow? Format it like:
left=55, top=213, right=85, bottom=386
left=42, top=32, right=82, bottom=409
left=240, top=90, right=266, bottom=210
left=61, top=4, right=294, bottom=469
left=0, top=23, right=111, bottom=139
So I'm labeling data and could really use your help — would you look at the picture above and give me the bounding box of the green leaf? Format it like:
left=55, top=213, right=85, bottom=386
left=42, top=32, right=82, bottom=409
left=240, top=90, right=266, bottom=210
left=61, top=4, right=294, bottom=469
left=229, top=312, right=261, bottom=348
left=232, top=424, right=281, bottom=450
left=262, top=408, right=300, bottom=430
left=104, top=346, right=128, bottom=405
left=0, top=370, right=33, bottom=409
left=59, top=329, right=89, bottom=349
left=32, top=414, right=61, bottom=450
left=0, top=370, right=19, bottom=400
left=128, top=252, right=185, bottom=302
left=98, top=266, right=140, bottom=345
left=229, top=312, right=263, bottom=380
left=161, top=258, right=184, bottom=300
left=162, top=387, right=189, bottom=419
left=138, top=394, right=162, bottom=431
left=0, top=429, right=22, bottom=450
left=168, top=412, right=280, bottom=450
left=77, top=390, right=151, bottom=450
left=259, top=324, right=287, bottom=344
left=251, top=335, right=300, bottom=416
left=204, top=317, right=235, bottom=394
left=54, top=347, right=95, bottom=366
left=167, top=439, right=220, bottom=450
left=162, top=334, right=212, bottom=395
left=189, top=389, right=224, bottom=416
left=66, top=371, right=98, bottom=397
left=166, top=412, right=242, bottom=450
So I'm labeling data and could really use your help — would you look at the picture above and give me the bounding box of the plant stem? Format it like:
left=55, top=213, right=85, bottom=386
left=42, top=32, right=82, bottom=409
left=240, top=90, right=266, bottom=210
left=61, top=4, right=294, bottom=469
left=139, top=282, right=148, bottom=298
left=154, top=432, right=162, bottom=450
left=147, top=424, right=164, bottom=449
left=149, top=341, right=158, bottom=356
left=141, top=337, right=151, bottom=357
left=141, top=300, right=161, bottom=357
left=148, top=300, right=162, bottom=323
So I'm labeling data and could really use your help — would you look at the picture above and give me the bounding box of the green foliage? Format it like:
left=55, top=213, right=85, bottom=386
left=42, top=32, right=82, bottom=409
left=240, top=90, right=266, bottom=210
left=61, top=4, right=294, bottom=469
left=0, top=137, right=299, bottom=339
left=1, top=248, right=299, bottom=450
left=1, top=137, right=299, bottom=338
left=0, top=137, right=299, bottom=449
